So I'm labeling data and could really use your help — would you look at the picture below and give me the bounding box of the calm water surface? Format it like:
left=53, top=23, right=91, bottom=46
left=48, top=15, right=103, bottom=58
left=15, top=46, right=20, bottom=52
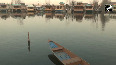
left=0, top=12, right=116, bottom=65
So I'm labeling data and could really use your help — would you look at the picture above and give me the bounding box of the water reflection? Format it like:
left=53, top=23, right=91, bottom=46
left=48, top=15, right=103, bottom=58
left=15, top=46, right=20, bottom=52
left=109, top=13, right=116, bottom=19
left=48, top=54, right=63, bottom=65
left=54, top=13, right=65, bottom=21
left=84, top=13, right=95, bottom=20
left=27, top=12, right=36, bottom=17
left=100, top=13, right=110, bottom=31
left=45, top=13, right=54, bottom=19
left=0, top=12, right=115, bottom=31
left=0, top=12, right=10, bottom=20
left=11, top=12, right=26, bottom=19
left=74, top=13, right=84, bottom=22
left=28, top=42, right=30, bottom=52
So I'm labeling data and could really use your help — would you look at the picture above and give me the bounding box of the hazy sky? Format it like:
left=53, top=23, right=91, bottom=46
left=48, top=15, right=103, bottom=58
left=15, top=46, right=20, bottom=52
left=0, top=0, right=116, bottom=5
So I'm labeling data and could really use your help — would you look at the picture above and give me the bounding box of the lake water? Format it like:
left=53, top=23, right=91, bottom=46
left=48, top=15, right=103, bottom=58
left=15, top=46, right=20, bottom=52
left=0, top=12, right=116, bottom=65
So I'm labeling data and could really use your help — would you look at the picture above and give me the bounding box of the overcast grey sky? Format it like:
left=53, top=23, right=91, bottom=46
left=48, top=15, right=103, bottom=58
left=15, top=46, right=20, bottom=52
left=0, top=0, right=116, bottom=5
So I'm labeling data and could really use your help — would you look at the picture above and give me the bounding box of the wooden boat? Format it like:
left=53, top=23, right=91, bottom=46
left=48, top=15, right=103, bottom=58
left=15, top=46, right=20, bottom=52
left=48, top=40, right=90, bottom=65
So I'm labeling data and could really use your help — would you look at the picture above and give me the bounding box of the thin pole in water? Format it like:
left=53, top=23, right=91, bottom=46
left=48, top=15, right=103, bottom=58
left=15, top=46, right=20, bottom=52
left=28, top=32, right=30, bottom=52
left=28, top=32, right=30, bottom=44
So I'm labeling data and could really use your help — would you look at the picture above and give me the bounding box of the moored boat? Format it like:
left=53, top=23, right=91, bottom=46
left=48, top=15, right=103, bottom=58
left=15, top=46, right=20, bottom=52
left=48, top=40, right=90, bottom=65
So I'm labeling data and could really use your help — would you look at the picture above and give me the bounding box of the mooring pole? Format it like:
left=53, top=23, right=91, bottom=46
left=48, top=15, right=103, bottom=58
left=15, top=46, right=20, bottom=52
left=28, top=32, right=30, bottom=52
left=28, top=32, right=30, bottom=43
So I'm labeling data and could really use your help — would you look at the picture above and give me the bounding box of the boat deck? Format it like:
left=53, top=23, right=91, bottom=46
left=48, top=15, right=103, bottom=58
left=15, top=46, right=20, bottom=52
left=54, top=52, right=71, bottom=61
left=49, top=42, right=58, bottom=48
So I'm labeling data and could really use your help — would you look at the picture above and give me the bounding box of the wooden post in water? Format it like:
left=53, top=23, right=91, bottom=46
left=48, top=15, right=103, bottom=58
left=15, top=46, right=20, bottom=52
left=28, top=32, right=30, bottom=43
left=28, top=32, right=30, bottom=52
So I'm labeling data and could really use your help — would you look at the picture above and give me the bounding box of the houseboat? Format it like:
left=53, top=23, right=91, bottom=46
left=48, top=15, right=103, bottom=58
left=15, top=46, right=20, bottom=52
left=11, top=3, right=26, bottom=12
left=48, top=40, right=90, bottom=65
left=27, top=5, right=35, bottom=12
left=55, top=2, right=66, bottom=13
left=85, top=4, right=94, bottom=13
left=0, top=3, right=10, bottom=12
left=45, top=5, right=55, bottom=12
left=113, top=4, right=116, bottom=12
left=74, top=2, right=84, bottom=13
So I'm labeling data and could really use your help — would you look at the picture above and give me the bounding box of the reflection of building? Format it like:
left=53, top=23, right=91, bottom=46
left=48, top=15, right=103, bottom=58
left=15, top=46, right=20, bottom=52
left=0, top=3, right=10, bottom=12
left=11, top=12, right=26, bottom=19
left=109, top=13, right=116, bottom=19
left=74, top=2, right=84, bottom=13
left=0, top=12, right=10, bottom=20
left=10, top=12, right=27, bottom=25
left=27, top=12, right=35, bottom=17
left=45, top=13, right=54, bottom=19
left=55, top=2, right=66, bottom=13
left=55, top=13, right=65, bottom=21
left=36, top=12, right=44, bottom=17
left=73, top=13, right=84, bottom=21
left=84, top=13, right=94, bottom=19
